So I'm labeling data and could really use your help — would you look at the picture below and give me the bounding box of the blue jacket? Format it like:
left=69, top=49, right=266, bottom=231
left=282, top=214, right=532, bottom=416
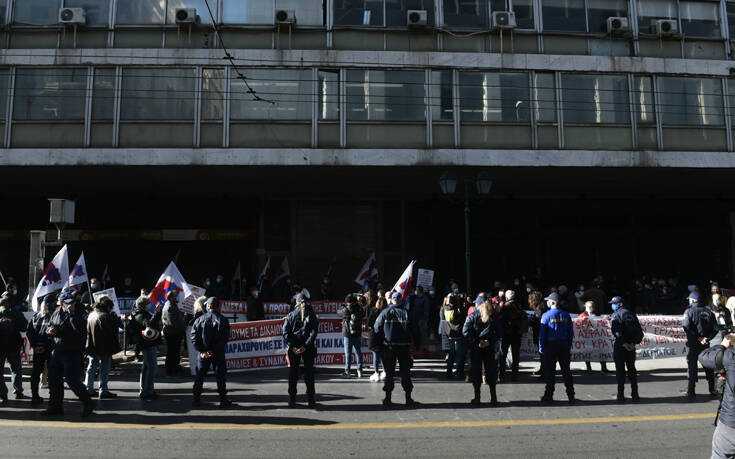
left=611, top=307, right=642, bottom=345
left=539, top=307, right=574, bottom=353
left=462, top=310, right=501, bottom=348
left=282, top=306, right=318, bottom=349
left=374, top=304, right=419, bottom=348
left=191, top=310, right=230, bottom=355
left=699, top=345, right=735, bottom=429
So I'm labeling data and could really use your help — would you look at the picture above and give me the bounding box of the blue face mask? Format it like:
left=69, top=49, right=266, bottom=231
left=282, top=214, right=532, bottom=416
left=546, top=300, right=552, bottom=308
left=612, top=304, right=620, bottom=311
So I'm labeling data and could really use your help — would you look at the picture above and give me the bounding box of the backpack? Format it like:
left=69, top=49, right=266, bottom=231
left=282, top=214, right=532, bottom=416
left=0, top=314, right=19, bottom=350
left=125, top=313, right=144, bottom=345
left=624, top=312, right=644, bottom=345
left=696, top=308, right=716, bottom=339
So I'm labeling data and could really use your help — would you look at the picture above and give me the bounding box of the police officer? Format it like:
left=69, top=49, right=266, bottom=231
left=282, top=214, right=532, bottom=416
left=610, top=296, right=643, bottom=403
left=539, top=292, right=575, bottom=404
left=699, top=333, right=735, bottom=459
left=191, top=297, right=232, bottom=408
left=463, top=299, right=501, bottom=406
left=683, top=291, right=719, bottom=400
left=282, top=293, right=318, bottom=408
left=374, top=292, right=421, bottom=408
left=44, top=289, right=95, bottom=417
left=26, top=294, right=56, bottom=405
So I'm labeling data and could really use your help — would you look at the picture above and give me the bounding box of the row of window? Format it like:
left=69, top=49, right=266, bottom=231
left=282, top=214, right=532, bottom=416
left=0, top=66, right=728, bottom=127
left=2, top=0, right=733, bottom=38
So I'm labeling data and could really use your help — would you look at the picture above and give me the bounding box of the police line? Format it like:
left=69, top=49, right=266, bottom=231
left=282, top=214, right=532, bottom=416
left=187, top=313, right=688, bottom=373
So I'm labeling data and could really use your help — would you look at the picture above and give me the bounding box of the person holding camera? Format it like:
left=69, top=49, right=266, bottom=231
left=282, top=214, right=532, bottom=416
left=683, top=291, right=719, bottom=399
left=191, top=297, right=232, bottom=408
left=699, top=333, right=735, bottom=459
left=131, top=295, right=163, bottom=401
left=44, top=289, right=95, bottom=417
left=283, top=293, right=318, bottom=408
left=463, top=299, right=501, bottom=406
left=339, top=294, right=365, bottom=378
left=84, top=297, right=122, bottom=399
left=610, top=296, right=644, bottom=403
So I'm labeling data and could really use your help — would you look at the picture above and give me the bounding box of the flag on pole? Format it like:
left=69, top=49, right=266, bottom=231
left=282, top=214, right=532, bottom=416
left=272, top=257, right=291, bottom=287
left=63, top=252, right=88, bottom=290
left=31, top=245, right=69, bottom=312
left=257, top=257, right=271, bottom=291
left=354, top=253, right=378, bottom=291
left=392, top=260, right=416, bottom=300
left=232, top=260, right=241, bottom=283
left=149, top=261, right=193, bottom=307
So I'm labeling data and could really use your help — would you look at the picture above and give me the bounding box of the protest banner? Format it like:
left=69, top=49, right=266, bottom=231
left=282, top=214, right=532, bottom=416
left=220, top=300, right=344, bottom=319
left=416, top=268, right=435, bottom=290
left=93, top=288, right=120, bottom=315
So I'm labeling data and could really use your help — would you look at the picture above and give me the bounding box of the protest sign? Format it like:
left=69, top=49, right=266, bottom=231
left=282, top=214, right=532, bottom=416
left=416, top=269, right=435, bottom=290
left=93, top=288, right=120, bottom=315
left=180, top=285, right=206, bottom=314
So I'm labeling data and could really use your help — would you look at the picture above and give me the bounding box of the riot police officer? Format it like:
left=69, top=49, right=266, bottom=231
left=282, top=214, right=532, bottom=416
left=282, top=293, right=318, bottom=408
left=539, top=293, right=575, bottom=404
left=191, top=297, right=232, bottom=408
left=610, top=296, right=644, bottom=403
left=683, top=291, right=719, bottom=399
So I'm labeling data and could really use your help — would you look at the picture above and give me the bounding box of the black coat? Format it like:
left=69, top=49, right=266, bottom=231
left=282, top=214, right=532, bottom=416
left=191, top=311, right=230, bottom=355
left=48, top=305, right=87, bottom=353
left=282, top=307, right=318, bottom=350
left=132, top=306, right=162, bottom=349
left=86, top=309, right=122, bottom=356
left=338, top=302, right=364, bottom=339
left=246, top=295, right=265, bottom=322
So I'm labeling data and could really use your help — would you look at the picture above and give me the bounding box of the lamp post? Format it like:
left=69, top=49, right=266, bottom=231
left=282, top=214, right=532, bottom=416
left=439, top=171, right=492, bottom=294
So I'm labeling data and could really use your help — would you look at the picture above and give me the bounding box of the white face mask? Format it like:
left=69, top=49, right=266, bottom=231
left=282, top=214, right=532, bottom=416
left=585, top=307, right=593, bottom=314
left=526, top=288, right=531, bottom=293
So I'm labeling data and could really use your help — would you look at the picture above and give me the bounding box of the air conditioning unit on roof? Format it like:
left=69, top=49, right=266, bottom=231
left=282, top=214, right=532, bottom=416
left=58, top=8, right=86, bottom=25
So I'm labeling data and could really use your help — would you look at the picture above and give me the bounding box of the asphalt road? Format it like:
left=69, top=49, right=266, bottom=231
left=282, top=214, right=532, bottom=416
left=0, top=357, right=721, bottom=458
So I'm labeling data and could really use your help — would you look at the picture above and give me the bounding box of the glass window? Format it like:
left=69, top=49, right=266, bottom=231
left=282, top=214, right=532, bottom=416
left=443, top=0, right=489, bottom=28
left=534, top=73, right=556, bottom=122
left=276, top=0, right=325, bottom=26
left=587, top=0, right=627, bottom=33
left=680, top=1, right=720, bottom=37
left=0, top=69, right=8, bottom=120
left=64, top=0, right=110, bottom=26
left=167, top=0, right=215, bottom=24
left=231, top=69, right=312, bottom=120
left=318, top=70, right=339, bottom=121
left=14, top=68, right=87, bottom=121
left=92, top=68, right=116, bottom=121
left=386, top=0, right=435, bottom=27
left=658, top=77, right=723, bottom=126
left=459, top=72, right=530, bottom=122
left=202, top=69, right=224, bottom=120
left=728, top=79, right=735, bottom=126
left=346, top=70, right=425, bottom=121
left=121, top=68, right=195, bottom=121
left=431, top=70, right=453, bottom=122
left=513, top=0, right=535, bottom=29
left=0, top=0, right=6, bottom=24
left=14, top=0, right=61, bottom=25
left=728, top=1, right=735, bottom=38
left=637, top=0, right=677, bottom=34
left=633, top=76, right=655, bottom=124
left=334, top=0, right=384, bottom=26
left=562, top=74, right=630, bottom=124
left=222, top=0, right=273, bottom=24
left=542, top=0, right=586, bottom=32
left=116, top=0, right=165, bottom=25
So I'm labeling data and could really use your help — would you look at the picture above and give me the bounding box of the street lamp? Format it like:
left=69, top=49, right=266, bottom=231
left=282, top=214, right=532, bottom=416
left=439, top=171, right=492, bottom=294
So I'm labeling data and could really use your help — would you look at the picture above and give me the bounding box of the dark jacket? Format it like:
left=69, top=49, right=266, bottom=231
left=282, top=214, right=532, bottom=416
left=338, top=301, right=364, bottom=339
left=246, top=295, right=265, bottom=322
left=282, top=306, right=318, bottom=350
left=500, top=299, right=527, bottom=337
left=191, top=310, right=230, bottom=355
left=26, top=310, right=53, bottom=350
left=162, top=299, right=186, bottom=336
left=462, top=310, right=501, bottom=348
left=86, top=309, right=122, bottom=356
left=699, top=345, right=735, bottom=429
left=48, top=304, right=87, bottom=353
left=0, top=306, right=28, bottom=351
left=366, top=307, right=383, bottom=349
left=374, top=304, right=419, bottom=348
left=412, top=294, right=430, bottom=322
left=611, top=307, right=642, bottom=345
left=442, top=303, right=467, bottom=339
left=683, top=302, right=719, bottom=345
left=132, top=305, right=162, bottom=349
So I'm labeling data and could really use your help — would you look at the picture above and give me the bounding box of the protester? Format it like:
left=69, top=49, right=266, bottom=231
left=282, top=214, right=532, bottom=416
left=578, top=301, right=609, bottom=373
left=85, top=297, right=122, bottom=398
left=191, top=297, right=232, bottom=408
left=463, top=299, right=501, bottom=405
left=162, top=291, right=186, bottom=377
left=81, top=278, right=102, bottom=307
left=699, top=333, right=735, bottom=459
left=539, top=292, right=575, bottom=404
left=367, top=294, right=387, bottom=382
left=120, top=277, right=136, bottom=297
left=527, top=291, right=547, bottom=378
left=413, top=286, right=431, bottom=357
left=26, top=294, right=56, bottom=405
left=338, top=294, right=365, bottom=378
left=374, top=292, right=420, bottom=408
left=44, top=289, right=95, bottom=417
left=246, top=287, right=264, bottom=322
left=580, top=281, right=607, bottom=314
left=282, top=294, right=318, bottom=408
left=443, top=292, right=467, bottom=379
left=132, top=295, right=163, bottom=400
left=499, top=290, right=527, bottom=382
left=213, top=274, right=228, bottom=300
left=610, top=296, right=643, bottom=403
left=0, top=294, right=28, bottom=402
left=682, top=291, right=719, bottom=399
left=191, top=296, right=207, bottom=324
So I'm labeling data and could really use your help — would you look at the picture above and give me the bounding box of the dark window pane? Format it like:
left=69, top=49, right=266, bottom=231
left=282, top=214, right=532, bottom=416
left=386, top=0, right=435, bottom=26
left=14, top=0, right=61, bottom=25
left=14, top=68, right=88, bottom=121
left=542, top=0, right=586, bottom=32
left=534, top=73, right=556, bottom=122
left=459, top=72, right=530, bottom=122
left=116, top=0, right=165, bottom=25
left=637, top=0, right=677, bottom=34
left=728, top=2, right=735, bottom=37
left=562, top=74, right=630, bottom=124
left=513, top=0, right=535, bottom=29
left=121, top=68, right=196, bottom=121
left=659, top=77, right=723, bottom=126
left=0, top=69, right=8, bottom=120
left=680, top=1, right=720, bottom=37
left=587, top=0, right=627, bottom=33
left=431, top=70, right=453, bottom=122
left=334, top=0, right=384, bottom=26
left=346, top=70, right=425, bottom=121
left=64, top=0, right=110, bottom=26
left=222, top=0, right=273, bottom=24
left=443, top=0, right=489, bottom=28
left=92, top=68, right=116, bottom=121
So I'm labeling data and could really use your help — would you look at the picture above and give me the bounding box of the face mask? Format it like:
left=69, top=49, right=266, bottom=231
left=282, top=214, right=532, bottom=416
left=715, top=300, right=721, bottom=306
left=91, top=284, right=98, bottom=290
left=526, top=288, right=531, bottom=293
left=429, top=291, right=435, bottom=296
left=453, top=288, right=459, bottom=294
left=546, top=300, right=552, bottom=308
left=585, top=307, right=593, bottom=315
left=205, top=281, right=211, bottom=287
left=251, top=291, right=258, bottom=298
left=579, top=286, right=584, bottom=292
left=11, top=289, right=17, bottom=295
left=611, top=304, right=620, bottom=311
left=216, top=278, right=222, bottom=284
